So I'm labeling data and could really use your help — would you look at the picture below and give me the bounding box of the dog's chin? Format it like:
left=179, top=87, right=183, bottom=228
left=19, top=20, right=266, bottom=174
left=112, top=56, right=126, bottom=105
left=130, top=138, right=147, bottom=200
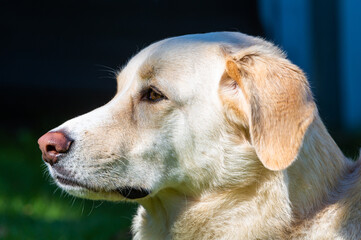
left=55, top=176, right=150, bottom=200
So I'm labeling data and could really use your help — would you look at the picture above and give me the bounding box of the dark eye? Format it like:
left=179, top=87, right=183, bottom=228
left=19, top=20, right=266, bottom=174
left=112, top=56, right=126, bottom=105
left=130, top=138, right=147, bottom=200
left=141, top=87, right=167, bottom=103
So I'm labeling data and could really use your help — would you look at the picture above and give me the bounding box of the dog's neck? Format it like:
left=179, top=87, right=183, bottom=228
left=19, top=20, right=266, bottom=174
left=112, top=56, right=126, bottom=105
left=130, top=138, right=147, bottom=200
left=134, top=188, right=193, bottom=240
left=286, top=116, right=349, bottom=220
left=132, top=116, right=351, bottom=239
left=134, top=172, right=292, bottom=240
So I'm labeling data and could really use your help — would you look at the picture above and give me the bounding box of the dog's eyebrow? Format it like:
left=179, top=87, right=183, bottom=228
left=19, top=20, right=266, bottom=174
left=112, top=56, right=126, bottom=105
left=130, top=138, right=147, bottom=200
left=138, top=62, right=156, bottom=80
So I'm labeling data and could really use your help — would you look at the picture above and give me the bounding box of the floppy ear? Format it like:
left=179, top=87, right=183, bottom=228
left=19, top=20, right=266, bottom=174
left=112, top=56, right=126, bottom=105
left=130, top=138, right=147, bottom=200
left=222, top=48, right=316, bottom=170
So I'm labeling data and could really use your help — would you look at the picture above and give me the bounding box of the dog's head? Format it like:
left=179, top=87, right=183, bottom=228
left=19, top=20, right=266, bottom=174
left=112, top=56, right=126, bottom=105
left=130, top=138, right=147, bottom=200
left=38, top=32, right=315, bottom=201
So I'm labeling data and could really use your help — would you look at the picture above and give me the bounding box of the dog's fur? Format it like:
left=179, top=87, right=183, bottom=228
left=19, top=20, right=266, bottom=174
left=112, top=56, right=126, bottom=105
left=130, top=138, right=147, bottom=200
left=43, top=32, right=361, bottom=239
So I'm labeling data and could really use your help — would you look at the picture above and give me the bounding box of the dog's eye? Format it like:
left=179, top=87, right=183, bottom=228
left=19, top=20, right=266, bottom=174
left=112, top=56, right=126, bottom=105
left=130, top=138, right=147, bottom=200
left=141, top=87, right=167, bottom=103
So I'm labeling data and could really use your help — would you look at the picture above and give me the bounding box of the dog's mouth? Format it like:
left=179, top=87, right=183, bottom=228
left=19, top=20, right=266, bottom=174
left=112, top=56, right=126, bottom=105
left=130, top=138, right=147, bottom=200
left=115, top=187, right=150, bottom=199
left=56, top=176, right=150, bottom=199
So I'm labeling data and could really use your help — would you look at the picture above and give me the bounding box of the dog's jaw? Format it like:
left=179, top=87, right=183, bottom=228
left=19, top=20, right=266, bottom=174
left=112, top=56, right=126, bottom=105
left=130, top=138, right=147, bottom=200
left=47, top=162, right=151, bottom=201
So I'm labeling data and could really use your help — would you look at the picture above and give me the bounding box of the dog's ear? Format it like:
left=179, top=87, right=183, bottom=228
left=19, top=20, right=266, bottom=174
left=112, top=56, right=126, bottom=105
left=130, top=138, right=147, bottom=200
left=220, top=47, right=316, bottom=170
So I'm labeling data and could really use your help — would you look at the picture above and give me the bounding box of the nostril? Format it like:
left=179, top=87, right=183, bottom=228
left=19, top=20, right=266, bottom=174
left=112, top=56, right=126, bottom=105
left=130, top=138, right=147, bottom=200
left=46, top=144, right=57, bottom=153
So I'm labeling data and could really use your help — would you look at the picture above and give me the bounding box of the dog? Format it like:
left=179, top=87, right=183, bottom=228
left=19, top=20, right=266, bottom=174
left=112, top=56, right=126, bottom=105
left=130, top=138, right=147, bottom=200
left=38, top=32, right=361, bottom=239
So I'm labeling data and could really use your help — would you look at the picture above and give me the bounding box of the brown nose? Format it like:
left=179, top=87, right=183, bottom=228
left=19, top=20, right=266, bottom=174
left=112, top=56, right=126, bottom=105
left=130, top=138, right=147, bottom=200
left=38, top=131, right=73, bottom=165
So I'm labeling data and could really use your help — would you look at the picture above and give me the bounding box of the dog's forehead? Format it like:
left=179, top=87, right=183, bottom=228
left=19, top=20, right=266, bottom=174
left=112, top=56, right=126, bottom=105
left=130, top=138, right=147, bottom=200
left=116, top=32, right=258, bottom=97
left=136, top=32, right=254, bottom=67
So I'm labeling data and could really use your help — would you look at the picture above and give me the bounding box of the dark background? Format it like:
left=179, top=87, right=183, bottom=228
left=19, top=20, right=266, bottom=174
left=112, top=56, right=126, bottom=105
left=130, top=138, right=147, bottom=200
left=1, top=0, right=263, bottom=131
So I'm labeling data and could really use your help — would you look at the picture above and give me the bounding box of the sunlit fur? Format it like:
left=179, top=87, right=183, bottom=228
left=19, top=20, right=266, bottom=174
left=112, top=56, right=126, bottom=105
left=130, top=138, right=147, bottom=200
left=46, top=32, right=361, bottom=239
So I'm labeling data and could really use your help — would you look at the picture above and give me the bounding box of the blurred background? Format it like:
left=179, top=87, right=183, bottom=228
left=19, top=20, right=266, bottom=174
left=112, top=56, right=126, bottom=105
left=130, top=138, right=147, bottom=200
left=1, top=0, right=360, bottom=239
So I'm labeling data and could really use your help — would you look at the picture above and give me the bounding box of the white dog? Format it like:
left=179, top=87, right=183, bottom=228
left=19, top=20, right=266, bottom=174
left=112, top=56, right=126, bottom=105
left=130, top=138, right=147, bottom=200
left=39, top=32, right=361, bottom=239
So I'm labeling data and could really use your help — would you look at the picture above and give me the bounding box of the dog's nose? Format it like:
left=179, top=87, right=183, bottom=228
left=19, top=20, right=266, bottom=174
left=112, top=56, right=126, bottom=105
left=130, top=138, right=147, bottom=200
left=38, top=131, right=73, bottom=165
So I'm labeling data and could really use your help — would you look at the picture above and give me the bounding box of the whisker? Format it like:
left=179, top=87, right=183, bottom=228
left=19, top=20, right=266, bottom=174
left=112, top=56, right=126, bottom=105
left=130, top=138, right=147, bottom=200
left=71, top=196, right=77, bottom=207
left=94, top=64, right=118, bottom=76
left=94, top=64, right=116, bottom=72
left=81, top=199, right=85, bottom=215
left=95, top=201, right=104, bottom=208
left=87, top=201, right=95, bottom=216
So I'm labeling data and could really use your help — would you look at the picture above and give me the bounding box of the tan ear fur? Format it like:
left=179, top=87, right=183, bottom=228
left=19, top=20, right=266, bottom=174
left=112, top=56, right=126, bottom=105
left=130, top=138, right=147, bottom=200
left=224, top=48, right=316, bottom=170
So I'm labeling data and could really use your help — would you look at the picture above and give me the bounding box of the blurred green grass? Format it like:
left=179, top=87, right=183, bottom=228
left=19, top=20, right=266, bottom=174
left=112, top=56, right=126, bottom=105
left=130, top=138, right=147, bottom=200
left=0, top=128, right=136, bottom=240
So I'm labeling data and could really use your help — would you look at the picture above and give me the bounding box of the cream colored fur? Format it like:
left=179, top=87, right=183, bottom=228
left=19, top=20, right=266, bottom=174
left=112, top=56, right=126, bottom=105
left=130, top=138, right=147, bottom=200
left=44, top=32, right=361, bottom=239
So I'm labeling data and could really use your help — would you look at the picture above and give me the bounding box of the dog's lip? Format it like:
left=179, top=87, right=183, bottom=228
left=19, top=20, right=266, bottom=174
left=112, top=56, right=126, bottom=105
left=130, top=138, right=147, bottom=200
left=56, top=176, right=150, bottom=199
left=56, top=176, right=96, bottom=191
